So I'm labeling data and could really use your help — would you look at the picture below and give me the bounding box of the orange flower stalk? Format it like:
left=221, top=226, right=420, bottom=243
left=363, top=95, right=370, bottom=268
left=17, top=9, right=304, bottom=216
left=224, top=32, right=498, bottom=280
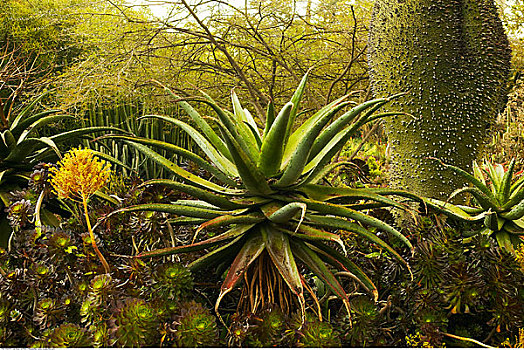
left=50, top=148, right=111, bottom=273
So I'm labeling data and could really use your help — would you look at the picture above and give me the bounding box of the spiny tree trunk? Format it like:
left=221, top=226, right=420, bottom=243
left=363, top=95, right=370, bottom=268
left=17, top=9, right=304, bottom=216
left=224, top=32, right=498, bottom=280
left=368, top=0, right=511, bottom=199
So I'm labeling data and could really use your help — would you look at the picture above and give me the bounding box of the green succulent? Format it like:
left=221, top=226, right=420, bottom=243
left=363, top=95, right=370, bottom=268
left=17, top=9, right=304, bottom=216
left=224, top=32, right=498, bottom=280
left=427, top=158, right=524, bottom=252
left=106, top=73, right=417, bottom=318
left=113, top=298, right=159, bottom=347
left=46, top=323, right=93, bottom=348
left=294, top=313, right=340, bottom=347
left=152, top=262, right=193, bottom=301
left=171, top=300, right=218, bottom=347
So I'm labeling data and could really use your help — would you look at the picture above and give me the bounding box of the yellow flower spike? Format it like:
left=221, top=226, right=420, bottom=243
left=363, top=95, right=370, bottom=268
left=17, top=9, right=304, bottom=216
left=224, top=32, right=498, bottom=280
left=50, top=147, right=111, bottom=273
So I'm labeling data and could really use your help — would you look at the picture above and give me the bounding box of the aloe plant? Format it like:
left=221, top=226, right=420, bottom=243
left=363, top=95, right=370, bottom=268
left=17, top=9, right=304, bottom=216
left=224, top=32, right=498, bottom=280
left=426, top=158, right=524, bottom=252
left=106, top=74, right=417, bottom=320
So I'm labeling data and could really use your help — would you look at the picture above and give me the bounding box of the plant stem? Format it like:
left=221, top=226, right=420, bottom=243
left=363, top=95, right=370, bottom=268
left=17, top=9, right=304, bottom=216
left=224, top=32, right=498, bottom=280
left=82, top=194, right=110, bottom=274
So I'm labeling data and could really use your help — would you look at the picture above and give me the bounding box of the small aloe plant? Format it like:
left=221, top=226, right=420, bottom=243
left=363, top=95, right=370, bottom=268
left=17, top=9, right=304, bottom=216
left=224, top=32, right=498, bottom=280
left=427, top=157, right=524, bottom=252
left=105, top=73, right=416, bottom=320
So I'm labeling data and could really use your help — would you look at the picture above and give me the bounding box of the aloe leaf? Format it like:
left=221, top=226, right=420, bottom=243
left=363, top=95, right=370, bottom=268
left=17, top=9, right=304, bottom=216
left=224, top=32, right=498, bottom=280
left=161, top=85, right=231, bottom=160
left=455, top=205, right=485, bottom=215
left=499, top=158, right=516, bottom=203
left=297, top=161, right=351, bottom=186
left=512, top=217, right=524, bottom=230
left=300, top=112, right=401, bottom=183
left=258, top=102, right=293, bottom=177
left=495, top=230, right=515, bottom=252
left=215, top=232, right=266, bottom=315
left=308, top=98, right=388, bottom=162
left=50, top=127, right=128, bottom=143
left=108, top=203, right=231, bottom=221
left=217, top=122, right=272, bottom=195
left=276, top=100, right=352, bottom=187
left=307, top=241, right=378, bottom=300
left=188, top=234, right=246, bottom=272
left=301, top=184, right=410, bottom=211
left=284, top=72, right=309, bottom=148
left=10, top=109, right=62, bottom=136
left=167, top=217, right=207, bottom=225
left=288, top=223, right=346, bottom=255
left=101, top=135, right=237, bottom=186
left=5, top=137, right=60, bottom=163
left=196, top=213, right=265, bottom=233
left=141, top=179, right=243, bottom=210
left=446, top=186, right=497, bottom=211
left=306, top=214, right=409, bottom=268
left=268, top=202, right=306, bottom=224
left=17, top=114, right=74, bottom=144
left=93, top=190, right=119, bottom=205
left=230, top=196, right=272, bottom=207
left=290, top=239, right=351, bottom=314
left=262, top=225, right=305, bottom=318
left=262, top=100, right=276, bottom=141
left=139, top=115, right=237, bottom=177
left=473, top=161, right=486, bottom=186
left=232, top=90, right=260, bottom=137
left=486, top=162, right=503, bottom=192
left=126, top=141, right=242, bottom=195
left=503, top=221, right=524, bottom=235
left=509, top=172, right=524, bottom=194
left=281, top=96, right=350, bottom=172
left=200, top=92, right=259, bottom=162
left=430, top=158, right=496, bottom=203
left=137, top=224, right=254, bottom=258
left=9, top=92, right=49, bottom=130
left=244, top=120, right=262, bottom=149
left=500, top=199, right=524, bottom=220
left=425, top=198, right=486, bottom=222
left=295, top=197, right=413, bottom=251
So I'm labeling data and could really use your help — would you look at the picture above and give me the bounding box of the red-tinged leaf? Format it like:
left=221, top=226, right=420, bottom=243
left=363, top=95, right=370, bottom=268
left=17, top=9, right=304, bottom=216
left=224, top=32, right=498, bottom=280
left=108, top=203, right=230, bottom=220
left=301, top=184, right=410, bottom=211
left=290, top=239, right=351, bottom=317
left=136, top=224, right=253, bottom=258
left=195, top=213, right=265, bottom=236
left=289, top=224, right=346, bottom=255
left=188, top=235, right=245, bottom=272
left=141, top=179, right=243, bottom=210
left=260, top=202, right=285, bottom=218
left=261, top=225, right=305, bottom=318
left=215, top=232, right=266, bottom=315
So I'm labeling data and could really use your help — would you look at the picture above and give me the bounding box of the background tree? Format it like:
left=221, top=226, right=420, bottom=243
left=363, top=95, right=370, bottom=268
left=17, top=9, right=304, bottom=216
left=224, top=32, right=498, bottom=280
left=368, top=0, right=512, bottom=200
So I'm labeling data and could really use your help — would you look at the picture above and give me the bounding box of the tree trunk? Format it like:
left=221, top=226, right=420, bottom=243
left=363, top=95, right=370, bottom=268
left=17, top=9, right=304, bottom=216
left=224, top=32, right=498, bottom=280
left=368, top=0, right=511, bottom=200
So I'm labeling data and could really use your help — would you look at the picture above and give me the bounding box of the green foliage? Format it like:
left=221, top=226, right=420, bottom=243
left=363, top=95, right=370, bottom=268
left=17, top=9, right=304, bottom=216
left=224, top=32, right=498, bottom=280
left=40, top=323, right=93, bottom=348
left=171, top=301, right=218, bottom=347
left=108, top=74, right=418, bottom=320
left=426, top=158, right=524, bottom=252
left=293, top=313, right=341, bottom=347
left=368, top=0, right=512, bottom=199
left=112, top=298, right=159, bottom=347
left=152, top=262, right=194, bottom=300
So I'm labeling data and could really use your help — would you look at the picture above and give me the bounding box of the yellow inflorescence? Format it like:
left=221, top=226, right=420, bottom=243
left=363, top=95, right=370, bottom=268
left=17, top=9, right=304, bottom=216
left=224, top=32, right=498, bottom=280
left=50, top=148, right=111, bottom=201
left=516, top=243, right=524, bottom=271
